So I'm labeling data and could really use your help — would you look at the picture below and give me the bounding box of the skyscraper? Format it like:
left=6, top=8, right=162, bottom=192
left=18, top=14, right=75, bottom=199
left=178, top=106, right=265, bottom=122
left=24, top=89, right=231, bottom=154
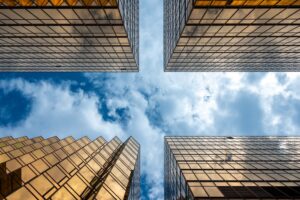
left=0, top=0, right=139, bottom=72
left=165, top=136, right=300, bottom=199
left=0, top=135, right=140, bottom=199
left=164, top=0, right=300, bottom=72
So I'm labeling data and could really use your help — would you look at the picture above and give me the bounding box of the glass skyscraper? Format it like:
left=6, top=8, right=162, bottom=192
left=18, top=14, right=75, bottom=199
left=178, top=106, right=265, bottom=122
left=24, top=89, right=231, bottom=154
left=164, top=0, right=300, bottom=72
left=165, top=136, right=300, bottom=199
left=0, top=0, right=139, bottom=72
left=0, top=135, right=140, bottom=199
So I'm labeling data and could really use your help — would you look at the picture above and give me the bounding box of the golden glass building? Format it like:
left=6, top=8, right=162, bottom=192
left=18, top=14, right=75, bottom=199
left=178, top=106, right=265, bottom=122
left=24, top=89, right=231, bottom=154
left=0, top=135, right=140, bottom=199
left=0, top=0, right=139, bottom=72
left=165, top=136, right=300, bottom=199
left=164, top=0, right=300, bottom=72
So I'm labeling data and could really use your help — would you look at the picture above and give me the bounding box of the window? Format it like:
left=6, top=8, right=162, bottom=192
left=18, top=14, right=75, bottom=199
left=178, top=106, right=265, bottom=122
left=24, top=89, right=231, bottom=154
left=30, top=175, right=53, bottom=196
left=47, top=166, right=66, bottom=184
left=67, top=175, right=87, bottom=196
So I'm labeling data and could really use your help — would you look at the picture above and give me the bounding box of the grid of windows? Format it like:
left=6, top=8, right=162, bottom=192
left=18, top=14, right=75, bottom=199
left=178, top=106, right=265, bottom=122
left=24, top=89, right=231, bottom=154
left=0, top=0, right=139, bottom=72
left=164, top=136, right=300, bottom=199
left=0, top=135, right=140, bottom=200
left=164, top=0, right=300, bottom=71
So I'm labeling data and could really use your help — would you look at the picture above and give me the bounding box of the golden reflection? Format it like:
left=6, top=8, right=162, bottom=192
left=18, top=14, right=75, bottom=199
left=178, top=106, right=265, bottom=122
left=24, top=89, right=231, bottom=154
left=47, top=166, right=66, bottom=183
left=18, top=0, right=32, bottom=5
left=1, top=136, right=140, bottom=200
left=6, top=187, right=36, bottom=200
left=111, top=167, right=129, bottom=187
left=99, top=175, right=125, bottom=199
left=0, top=0, right=119, bottom=6
left=195, top=0, right=298, bottom=6
left=190, top=187, right=208, bottom=197
left=82, top=0, right=93, bottom=5
left=204, top=187, right=224, bottom=197
left=97, top=0, right=117, bottom=6
left=31, top=175, right=53, bottom=196
left=96, top=186, right=115, bottom=199
left=68, top=175, right=87, bottom=195
left=59, top=159, right=75, bottom=173
left=0, top=0, right=16, bottom=6
left=79, top=166, right=94, bottom=182
left=51, top=187, right=75, bottom=200
left=66, top=0, right=77, bottom=5
left=21, top=166, right=36, bottom=182
left=0, top=142, right=6, bottom=148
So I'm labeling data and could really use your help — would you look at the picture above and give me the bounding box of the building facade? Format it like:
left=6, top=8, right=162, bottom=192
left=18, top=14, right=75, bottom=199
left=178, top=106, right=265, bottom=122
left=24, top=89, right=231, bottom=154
left=165, top=136, right=300, bottom=199
left=0, top=0, right=139, bottom=72
left=0, top=135, right=140, bottom=199
left=164, top=0, right=300, bottom=71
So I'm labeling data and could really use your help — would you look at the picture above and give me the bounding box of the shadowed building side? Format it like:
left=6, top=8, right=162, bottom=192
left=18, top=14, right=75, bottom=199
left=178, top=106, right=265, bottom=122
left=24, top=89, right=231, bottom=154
left=164, top=0, right=300, bottom=72
left=0, top=0, right=139, bottom=72
left=164, top=136, right=300, bottom=199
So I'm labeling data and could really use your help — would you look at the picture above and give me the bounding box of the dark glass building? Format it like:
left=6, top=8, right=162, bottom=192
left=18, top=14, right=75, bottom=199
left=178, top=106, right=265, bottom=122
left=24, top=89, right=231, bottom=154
left=165, top=136, right=300, bottom=199
left=164, top=0, right=300, bottom=71
left=0, top=135, right=140, bottom=199
left=0, top=0, right=139, bottom=72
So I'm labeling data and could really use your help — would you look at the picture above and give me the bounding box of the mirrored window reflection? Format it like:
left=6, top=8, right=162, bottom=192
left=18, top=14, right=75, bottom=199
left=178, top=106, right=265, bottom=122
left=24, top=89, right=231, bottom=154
left=2, top=136, right=140, bottom=200
left=101, top=175, right=126, bottom=199
left=51, top=187, right=75, bottom=200
left=96, top=186, right=116, bottom=199
left=47, top=166, right=66, bottom=184
left=164, top=0, right=300, bottom=71
left=6, top=187, right=36, bottom=200
left=165, top=137, right=300, bottom=199
left=0, top=0, right=139, bottom=72
left=67, top=175, right=87, bottom=196
left=30, top=175, right=53, bottom=196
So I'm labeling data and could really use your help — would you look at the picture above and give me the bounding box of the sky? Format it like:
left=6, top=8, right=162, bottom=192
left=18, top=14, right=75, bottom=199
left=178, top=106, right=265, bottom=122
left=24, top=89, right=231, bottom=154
left=1, top=1, right=300, bottom=199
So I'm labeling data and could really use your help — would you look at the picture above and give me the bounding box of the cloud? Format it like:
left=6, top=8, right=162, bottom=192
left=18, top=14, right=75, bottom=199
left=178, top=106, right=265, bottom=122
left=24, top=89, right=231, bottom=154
left=215, top=90, right=264, bottom=135
left=0, top=79, right=124, bottom=140
left=273, top=95, right=300, bottom=125
left=244, top=72, right=268, bottom=84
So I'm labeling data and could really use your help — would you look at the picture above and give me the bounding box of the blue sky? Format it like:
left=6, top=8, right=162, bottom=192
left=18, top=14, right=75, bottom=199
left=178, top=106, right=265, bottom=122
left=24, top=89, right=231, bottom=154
left=1, top=1, right=300, bottom=199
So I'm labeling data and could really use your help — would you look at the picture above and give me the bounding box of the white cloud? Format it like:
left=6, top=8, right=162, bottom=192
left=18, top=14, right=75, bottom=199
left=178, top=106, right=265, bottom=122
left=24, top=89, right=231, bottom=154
left=0, top=79, right=124, bottom=140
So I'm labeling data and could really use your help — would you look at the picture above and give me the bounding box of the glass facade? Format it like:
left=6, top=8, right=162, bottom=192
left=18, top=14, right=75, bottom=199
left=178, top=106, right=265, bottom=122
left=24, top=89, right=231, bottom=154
left=0, top=0, right=139, bottom=72
left=0, top=135, right=140, bottom=199
left=164, top=0, right=300, bottom=71
left=165, top=136, right=300, bottom=199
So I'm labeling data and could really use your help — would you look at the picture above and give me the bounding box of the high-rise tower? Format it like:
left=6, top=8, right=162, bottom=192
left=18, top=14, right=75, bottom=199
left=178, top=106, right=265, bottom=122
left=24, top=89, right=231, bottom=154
left=165, top=136, right=300, bottom=199
left=0, top=0, right=139, bottom=72
left=0, top=135, right=140, bottom=199
left=164, top=0, right=300, bottom=71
